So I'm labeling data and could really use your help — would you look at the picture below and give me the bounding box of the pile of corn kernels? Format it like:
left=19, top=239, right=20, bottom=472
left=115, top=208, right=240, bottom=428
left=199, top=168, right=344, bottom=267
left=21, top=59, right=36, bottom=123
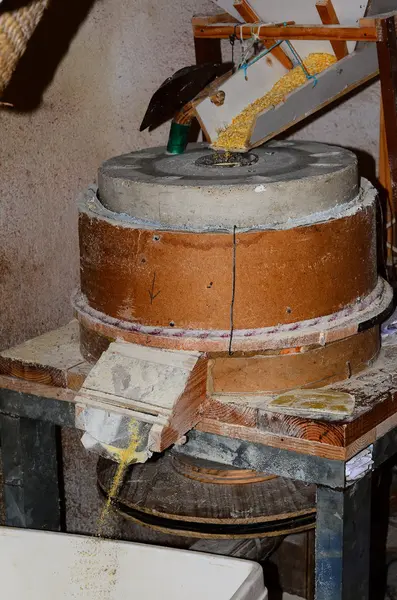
left=213, top=53, right=337, bottom=151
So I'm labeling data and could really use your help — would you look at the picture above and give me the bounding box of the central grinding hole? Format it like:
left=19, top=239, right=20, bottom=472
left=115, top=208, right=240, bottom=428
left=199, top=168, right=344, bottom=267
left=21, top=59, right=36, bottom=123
left=195, top=151, right=259, bottom=168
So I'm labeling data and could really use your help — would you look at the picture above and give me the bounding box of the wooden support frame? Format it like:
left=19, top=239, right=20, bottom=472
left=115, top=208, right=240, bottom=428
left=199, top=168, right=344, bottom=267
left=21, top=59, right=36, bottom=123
left=377, top=14, right=397, bottom=274
left=315, top=0, right=348, bottom=60
left=233, top=0, right=293, bottom=69
left=192, top=9, right=397, bottom=276
left=193, top=22, right=378, bottom=42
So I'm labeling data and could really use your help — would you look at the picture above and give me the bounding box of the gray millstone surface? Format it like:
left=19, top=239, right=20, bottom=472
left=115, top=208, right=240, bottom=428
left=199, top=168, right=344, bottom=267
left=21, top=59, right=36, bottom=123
left=98, top=141, right=359, bottom=230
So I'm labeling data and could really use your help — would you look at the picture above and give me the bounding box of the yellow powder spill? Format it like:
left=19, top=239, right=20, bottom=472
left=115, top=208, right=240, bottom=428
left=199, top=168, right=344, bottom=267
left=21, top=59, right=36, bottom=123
left=213, top=52, right=337, bottom=151
left=97, top=420, right=142, bottom=535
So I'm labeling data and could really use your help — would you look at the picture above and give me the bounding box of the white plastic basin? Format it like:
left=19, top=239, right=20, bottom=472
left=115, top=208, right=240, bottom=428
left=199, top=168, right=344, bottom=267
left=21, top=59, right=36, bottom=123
left=0, top=527, right=268, bottom=600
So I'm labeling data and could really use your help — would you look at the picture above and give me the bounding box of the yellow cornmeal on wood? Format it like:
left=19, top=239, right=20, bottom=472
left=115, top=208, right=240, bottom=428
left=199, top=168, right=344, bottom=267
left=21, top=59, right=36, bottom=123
left=268, top=389, right=355, bottom=416
left=213, top=53, right=337, bottom=151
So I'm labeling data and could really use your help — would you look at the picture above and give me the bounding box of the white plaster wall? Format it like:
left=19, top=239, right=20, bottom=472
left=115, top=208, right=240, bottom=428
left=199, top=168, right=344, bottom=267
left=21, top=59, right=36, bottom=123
left=0, top=0, right=381, bottom=351
left=0, top=0, right=217, bottom=350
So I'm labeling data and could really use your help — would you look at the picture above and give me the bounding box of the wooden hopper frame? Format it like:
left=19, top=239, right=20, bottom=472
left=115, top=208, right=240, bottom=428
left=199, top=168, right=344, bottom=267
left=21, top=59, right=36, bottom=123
left=191, top=4, right=397, bottom=269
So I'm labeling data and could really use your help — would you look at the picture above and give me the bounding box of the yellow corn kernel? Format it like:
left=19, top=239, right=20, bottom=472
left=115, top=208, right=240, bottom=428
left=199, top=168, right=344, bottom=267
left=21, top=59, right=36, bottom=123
left=213, top=53, right=337, bottom=151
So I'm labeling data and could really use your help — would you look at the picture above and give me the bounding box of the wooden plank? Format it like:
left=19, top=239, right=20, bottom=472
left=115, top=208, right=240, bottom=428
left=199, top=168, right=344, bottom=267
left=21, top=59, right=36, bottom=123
left=0, top=321, right=88, bottom=389
left=316, top=0, right=348, bottom=60
left=209, top=328, right=379, bottom=394
left=205, top=396, right=257, bottom=427
left=363, top=12, right=397, bottom=38
left=196, top=418, right=347, bottom=460
left=191, top=20, right=223, bottom=144
left=193, top=23, right=378, bottom=42
left=75, top=342, right=208, bottom=453
left=379, top=101, right=393, bottom=265
left=233, top=0, right=258, bottom=23
left=65, top=361, right=91, bottom=391
left=377, top=15, right=397, bottom=274
left=0, top=374, right=77, bottom=403
left=257, top=411, right=346, bottom=446
left=233, top=0, right=293, bottom=69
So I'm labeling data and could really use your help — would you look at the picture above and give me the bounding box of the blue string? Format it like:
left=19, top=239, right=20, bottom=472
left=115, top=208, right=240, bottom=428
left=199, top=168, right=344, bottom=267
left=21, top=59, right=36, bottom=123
left=238, top=24, right=318, bottom=88
left=238, top=40, right=283, bottom=76
left=284, top=40, right=318, bottom=87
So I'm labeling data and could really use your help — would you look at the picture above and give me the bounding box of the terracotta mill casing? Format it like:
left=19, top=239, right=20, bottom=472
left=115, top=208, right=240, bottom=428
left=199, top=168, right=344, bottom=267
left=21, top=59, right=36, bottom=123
left=74, top=141, right=391, bottom=395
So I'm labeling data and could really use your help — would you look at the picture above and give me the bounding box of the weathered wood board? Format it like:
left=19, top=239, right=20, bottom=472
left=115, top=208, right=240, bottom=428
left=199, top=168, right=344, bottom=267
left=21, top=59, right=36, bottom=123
left=0, top=321, right=88, bottom=390
left=210, top=0, right=368, bottom=54
left=74, top=342, right=208, bottom=453
left=1, top=322, right=397, bottom=462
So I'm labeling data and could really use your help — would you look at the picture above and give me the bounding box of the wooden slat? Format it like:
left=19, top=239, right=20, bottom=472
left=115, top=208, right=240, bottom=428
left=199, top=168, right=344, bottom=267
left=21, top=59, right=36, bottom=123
left=196, top=418, right=347, bottom=460
left=0, top=374, right=77, bottom=403
left=377, top=16, right=397, bottom=272
left=233, top=0, right=293, bottom=69
left=316, top=0, right=348, bottom=60
left=66, top=361, right=92, bottom=391
left=193, top=23, right=378, bottom=42
left=361, top=12, right=397, bottom=38
left=1, top=324, right=397, bottom=461
left=205, top=396, right=257, bottom=427
left=75, top=342, right=208, bottom=453
left=379, top=101, right=393, bottom=264
left=233, top=0, right=258, bottom=23
left=191, top=30, right=223, bottom=144
left=0, top=321, right=89, bottom=389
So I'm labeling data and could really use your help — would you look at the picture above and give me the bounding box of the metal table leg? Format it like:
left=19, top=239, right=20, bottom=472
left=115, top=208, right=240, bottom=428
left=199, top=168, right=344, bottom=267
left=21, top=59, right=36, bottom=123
left=315, top=473, right=372, bottom=600
left=0, top=414, right=63, bottom=531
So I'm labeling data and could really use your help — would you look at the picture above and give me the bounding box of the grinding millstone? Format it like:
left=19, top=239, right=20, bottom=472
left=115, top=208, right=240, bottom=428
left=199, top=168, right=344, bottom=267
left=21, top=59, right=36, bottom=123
left=98, top=141, right=358, bottom=230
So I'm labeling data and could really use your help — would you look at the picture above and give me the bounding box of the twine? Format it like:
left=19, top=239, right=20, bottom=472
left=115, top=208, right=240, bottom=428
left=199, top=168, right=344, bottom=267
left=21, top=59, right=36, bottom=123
left=0, top=0, right=49, bottom=95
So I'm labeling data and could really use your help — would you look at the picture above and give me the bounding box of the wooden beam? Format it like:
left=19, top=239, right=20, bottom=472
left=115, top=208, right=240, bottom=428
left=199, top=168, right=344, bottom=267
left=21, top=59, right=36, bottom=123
left=193, top=23, right=378, bottom=42
left=379, top=102, right=393, bottom=265
left=361, top=12, right=397, bottom=39
left=233, top=0, right=293, bottom=70
left=316, top=0, right=348, bottom=60
left=191, top=18, right=223, bottom=144
left=233, top=0, right=259, bottom=24
left=377, top=14, right=397, bottom=276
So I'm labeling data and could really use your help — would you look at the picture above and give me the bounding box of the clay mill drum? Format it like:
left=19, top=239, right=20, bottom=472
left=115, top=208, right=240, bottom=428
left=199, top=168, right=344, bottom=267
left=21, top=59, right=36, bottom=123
left=74, top=141, right=390, bottom=394
left=75, top=140, right=392, bottom=537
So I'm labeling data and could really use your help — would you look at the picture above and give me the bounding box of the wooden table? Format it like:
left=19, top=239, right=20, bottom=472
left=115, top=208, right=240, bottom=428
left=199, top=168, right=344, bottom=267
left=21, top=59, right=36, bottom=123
left=0, top=320, right=396, bottom=599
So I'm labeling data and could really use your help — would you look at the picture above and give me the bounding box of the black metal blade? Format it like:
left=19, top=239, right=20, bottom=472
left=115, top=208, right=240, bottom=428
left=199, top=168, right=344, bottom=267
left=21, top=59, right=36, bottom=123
left=139, top=62, right=233, bottom=132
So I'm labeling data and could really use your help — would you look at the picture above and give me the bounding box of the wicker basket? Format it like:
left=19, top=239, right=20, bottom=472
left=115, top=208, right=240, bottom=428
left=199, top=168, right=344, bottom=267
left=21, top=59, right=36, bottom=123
left=0, top=0, right=49, bottom=95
